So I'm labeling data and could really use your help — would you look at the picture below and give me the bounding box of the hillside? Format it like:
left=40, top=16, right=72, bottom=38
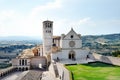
left=82, top=33, right=120, bottom=55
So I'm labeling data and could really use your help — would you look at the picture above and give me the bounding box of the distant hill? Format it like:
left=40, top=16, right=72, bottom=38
left=0, top=33, right=119, bottom=42
left=82, top=33, right=120, bottom=55
left=82, top=33, right=120, bottom=44
left=0, top=36, right=42, bottom=41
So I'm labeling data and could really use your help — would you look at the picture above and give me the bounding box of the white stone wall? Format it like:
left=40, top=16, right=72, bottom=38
left=48, top=63, right=56, bottom=78
left=64, top=30, right=80, bottom=40
left=30, top=57, right=47, bottom=68
left=56, top=63, right=63, bottom=79
left=43, top=21, right=53, bottom=55
left=61, top=39, right=82, bottom=49
left=12, top=58, right=19, bottom=66
left=52, top=49, right=89, bottom=60
left=92, top=53, right=120, bottom=66
left=12, top=58, right=31, bottom=70
left=51, top=52, right=62, bottom=60
left=12, top=58, right=30, bottom=66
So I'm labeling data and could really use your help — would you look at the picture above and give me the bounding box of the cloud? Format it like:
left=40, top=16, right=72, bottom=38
left=0, top=10, right=16, bottom=23
left=51, top=17, right=96, bottom=35
left=30, top=0, right=62, bottom=18
left=0, top=0, right=119, bottom=37
left=79, top=17, right=91, bottom=24
left=0, top=0, right=63, bottom=37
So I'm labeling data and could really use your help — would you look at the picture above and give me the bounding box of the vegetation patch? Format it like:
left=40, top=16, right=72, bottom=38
left=66, top=62, right=120, bottom=80
left=0, top=63, right=12, bottom=69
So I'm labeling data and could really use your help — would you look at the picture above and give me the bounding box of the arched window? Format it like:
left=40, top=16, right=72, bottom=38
left=25, top=59, right=27, bottom=65
left=68, top=51, right=76, bottom=60
left=22, top=59, right=24, bottom=65
left=50, top=23, right=52, bottom=28
left=19, top=59, right=21, bottom=65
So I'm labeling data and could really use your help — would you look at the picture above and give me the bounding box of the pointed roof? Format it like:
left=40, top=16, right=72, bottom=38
left=63, top=28, right=81, bottom=39
left=43, top=20, right=53, bottom=23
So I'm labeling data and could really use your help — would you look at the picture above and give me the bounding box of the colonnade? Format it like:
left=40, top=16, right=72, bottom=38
left=0, top=67, right=16, bottom=78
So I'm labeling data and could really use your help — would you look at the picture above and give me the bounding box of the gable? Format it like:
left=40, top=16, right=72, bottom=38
left=63, top=28, right=81, bottom=40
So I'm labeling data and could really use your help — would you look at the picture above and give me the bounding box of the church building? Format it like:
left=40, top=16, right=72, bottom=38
left=12, top=20, right=90, bottom=70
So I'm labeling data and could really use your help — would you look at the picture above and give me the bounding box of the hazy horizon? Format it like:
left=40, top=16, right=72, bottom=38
left=0, top=0, right=120, bottom=37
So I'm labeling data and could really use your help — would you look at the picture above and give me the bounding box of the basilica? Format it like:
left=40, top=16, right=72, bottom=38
left=12, top=20, right=90, bottom=70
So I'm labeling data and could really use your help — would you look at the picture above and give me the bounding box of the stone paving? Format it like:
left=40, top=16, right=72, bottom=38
left=1, top=70, right=43, bottom=80
left=41, top=71, right=59, bottom=80
left=0, top=59, right=95, bottom=80
left=1, top=71, right=26, bottom=80
left=17, top=70, right=43, bottom=80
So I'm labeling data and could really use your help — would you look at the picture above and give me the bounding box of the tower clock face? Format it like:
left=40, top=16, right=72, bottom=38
left=69, top=41, right=75, bottom=47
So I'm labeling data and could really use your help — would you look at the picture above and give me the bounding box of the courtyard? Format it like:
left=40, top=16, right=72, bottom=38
left=66, top=62, right=120, bottom=80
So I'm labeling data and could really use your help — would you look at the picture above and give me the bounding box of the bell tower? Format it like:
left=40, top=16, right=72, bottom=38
left=43, top=20, right=53, bottom=56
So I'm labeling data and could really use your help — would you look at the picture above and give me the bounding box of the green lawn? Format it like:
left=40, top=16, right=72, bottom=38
left=66, top=62, right=120, bottom=80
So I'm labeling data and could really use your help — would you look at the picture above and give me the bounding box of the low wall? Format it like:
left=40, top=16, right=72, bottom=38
left=48, top=63, right=56, bottom=78
left=92, top=53, right=120, bottom=66
left=49, top=62, right=70, bottom=80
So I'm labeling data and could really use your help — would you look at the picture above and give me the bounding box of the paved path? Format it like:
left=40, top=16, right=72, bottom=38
left=1, top=71, right=25, bottom=80
left=42, top=71, right=59, bottom=80
left=17, top=70, right=43, bottom=80
left=1, top=70, right=43, bottom=80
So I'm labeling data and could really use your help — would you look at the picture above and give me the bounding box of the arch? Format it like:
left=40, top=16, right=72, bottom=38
left=22, top=67, right=25, bottom=71
left=25, top=59, right=27, bottom=65
left=15, top=68, right=17, bottom=71
left=1, top=73, right=3, bottom=77
left=68, top=51, right=76, bottom=60
left=3, top=73, right=5, bottom=76
left=0, top=73, right=2, bottom=77
left=19, top=67, right=22, bottom=71
left=26, top=67, right=28, bottom=70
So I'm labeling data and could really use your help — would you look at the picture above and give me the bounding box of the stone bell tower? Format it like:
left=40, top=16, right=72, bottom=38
left=43, top=20, right=53, bottom=57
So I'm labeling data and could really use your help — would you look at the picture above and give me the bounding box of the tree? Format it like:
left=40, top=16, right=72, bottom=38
left=112, top=50, right=120, bottom=57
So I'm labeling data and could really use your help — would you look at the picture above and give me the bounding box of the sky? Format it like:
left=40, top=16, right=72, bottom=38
left=0, top=0, right=120, bottom=37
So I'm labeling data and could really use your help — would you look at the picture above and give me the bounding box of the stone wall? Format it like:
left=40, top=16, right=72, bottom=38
left=48, top=62, right=56, bottom=78
left=30, top=57, right=47, bottom=69
left=49, top=62, right=70, bottom=80
left=92, top=53, right=120, bottom=66
left=52, top=49, right=89, bottom=61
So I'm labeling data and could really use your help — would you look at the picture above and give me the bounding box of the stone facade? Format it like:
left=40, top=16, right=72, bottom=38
left=12, top=20, right=90, bottom=70
left=51, top=28, right=90, bottom=63
left=92, top=53, right=120, bottom=66
left=43, top=20, right=53, bottom=55
left=12, top=58, right=30, bottom=70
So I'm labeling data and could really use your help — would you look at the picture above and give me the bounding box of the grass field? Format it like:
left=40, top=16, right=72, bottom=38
left=66, top=62, right=120, bottom=80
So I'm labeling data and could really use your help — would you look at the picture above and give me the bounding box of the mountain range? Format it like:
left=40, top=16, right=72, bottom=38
left=0, top=33, right=119, bottom=42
